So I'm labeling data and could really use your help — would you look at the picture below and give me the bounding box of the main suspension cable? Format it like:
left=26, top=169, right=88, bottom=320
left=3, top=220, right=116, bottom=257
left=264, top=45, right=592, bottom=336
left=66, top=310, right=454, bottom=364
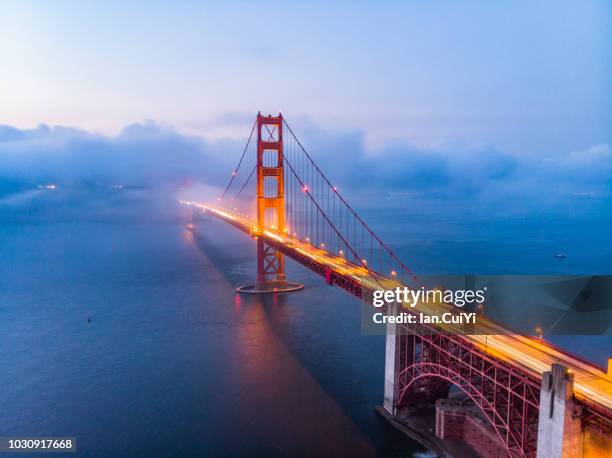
left=221, top=120, right=256, bottom=198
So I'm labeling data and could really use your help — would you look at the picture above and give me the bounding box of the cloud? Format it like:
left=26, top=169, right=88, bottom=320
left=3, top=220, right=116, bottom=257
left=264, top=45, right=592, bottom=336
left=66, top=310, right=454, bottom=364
left=551, top=143, right=612, bottom=181
left=0, top=121, right=242, bottom=222
left=0, top=121, right=239, bottom=191
left=288, top=121, right=610, bottom=213
left=0, top=120, right=610, bottom=222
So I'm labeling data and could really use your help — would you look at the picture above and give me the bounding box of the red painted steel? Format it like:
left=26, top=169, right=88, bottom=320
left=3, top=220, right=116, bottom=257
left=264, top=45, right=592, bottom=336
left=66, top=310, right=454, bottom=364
left=395, top=325, right=541, bottom=457
left=256, top=113, right=286, bottom=288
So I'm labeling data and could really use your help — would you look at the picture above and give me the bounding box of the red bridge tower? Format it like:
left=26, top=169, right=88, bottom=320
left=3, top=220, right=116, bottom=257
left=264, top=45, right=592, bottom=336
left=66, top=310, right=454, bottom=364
left=237, top=113, right=303, bottom=294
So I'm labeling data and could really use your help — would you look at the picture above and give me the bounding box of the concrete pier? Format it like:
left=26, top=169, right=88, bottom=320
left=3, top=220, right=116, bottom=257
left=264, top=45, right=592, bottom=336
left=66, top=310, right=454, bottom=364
left=536, top=363, right=582, bottom=458
left=383, top=301, right=399, bottom=415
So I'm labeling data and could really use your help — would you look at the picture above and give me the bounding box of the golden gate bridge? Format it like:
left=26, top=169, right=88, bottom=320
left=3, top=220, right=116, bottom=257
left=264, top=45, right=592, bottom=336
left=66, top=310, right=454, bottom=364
left=181, top=113, right=611, bottom=457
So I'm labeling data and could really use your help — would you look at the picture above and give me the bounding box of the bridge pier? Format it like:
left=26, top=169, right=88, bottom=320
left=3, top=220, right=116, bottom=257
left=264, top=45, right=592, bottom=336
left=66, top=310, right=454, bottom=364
left=536, top=363, right=583, bottom=458
left=383, top=302, right=399, bottom=415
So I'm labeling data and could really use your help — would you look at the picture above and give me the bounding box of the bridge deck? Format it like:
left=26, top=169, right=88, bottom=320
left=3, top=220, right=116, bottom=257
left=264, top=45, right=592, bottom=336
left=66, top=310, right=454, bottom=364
left=185, top=202, right=612, bottom=416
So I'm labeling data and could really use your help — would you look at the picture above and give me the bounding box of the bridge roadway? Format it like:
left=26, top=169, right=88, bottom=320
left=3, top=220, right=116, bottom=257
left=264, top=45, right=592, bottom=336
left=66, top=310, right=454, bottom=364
left=183, top=202, right=612, bottom=417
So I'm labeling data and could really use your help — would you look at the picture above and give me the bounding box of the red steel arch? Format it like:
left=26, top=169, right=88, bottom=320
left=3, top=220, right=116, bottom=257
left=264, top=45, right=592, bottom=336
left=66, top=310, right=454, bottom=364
left=395, top=326, right=541, bottom=458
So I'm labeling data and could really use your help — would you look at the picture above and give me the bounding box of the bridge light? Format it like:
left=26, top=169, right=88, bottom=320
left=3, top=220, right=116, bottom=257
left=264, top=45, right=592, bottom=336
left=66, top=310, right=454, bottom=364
left=302, top=185, right=309, bottom=192
left=535, top=326, right=543, bottom=344
left=333, top=186, right=337, bottom=192
left=305, top=236, right=310, bottom=243
left=232, top=171, right=236, bottom=176
left=293, top=232, right=297, bottom=238
left=390, top=270, right=397, bottom=278
left=320, top=243, right=325, bottom=249
left=339, top=249, right=344, bottom=258
left=362, top=259, right=368, bottom=267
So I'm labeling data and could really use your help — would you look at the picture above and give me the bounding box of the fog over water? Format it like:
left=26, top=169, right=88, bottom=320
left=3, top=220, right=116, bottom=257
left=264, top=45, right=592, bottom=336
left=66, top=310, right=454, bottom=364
left=1, top=121, right=611, bottom=218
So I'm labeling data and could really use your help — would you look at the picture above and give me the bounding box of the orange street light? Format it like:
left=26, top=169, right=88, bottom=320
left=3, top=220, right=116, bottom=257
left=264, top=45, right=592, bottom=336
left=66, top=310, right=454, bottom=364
left=535, top=326, right=543, bottom=344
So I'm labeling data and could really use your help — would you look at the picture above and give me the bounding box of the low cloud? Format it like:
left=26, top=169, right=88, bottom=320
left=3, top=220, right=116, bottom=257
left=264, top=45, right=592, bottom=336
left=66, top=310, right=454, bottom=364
left=0, top=121, right=238, bottom=222
left=290, top=121, right=610, bottom=216
left=0, top=120, right=610, bottom=221
left=0, top=121, right=236, bottom=190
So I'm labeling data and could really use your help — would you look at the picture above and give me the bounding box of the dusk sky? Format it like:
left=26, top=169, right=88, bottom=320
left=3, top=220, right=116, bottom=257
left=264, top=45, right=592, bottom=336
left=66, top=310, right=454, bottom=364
left=1, top=0, right=611, bottom=221
left=1, top=0, right=610, bottom=154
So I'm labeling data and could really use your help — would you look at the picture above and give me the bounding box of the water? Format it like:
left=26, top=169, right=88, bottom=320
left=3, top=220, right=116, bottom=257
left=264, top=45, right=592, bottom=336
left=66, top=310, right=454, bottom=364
left=1, top=207, right=610, bottom=457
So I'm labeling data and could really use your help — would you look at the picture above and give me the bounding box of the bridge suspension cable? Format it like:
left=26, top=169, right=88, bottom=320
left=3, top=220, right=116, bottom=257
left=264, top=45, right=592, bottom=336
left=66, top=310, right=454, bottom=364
left=233, top=165, right=256, bottom=198
left=281, top=118, right=418, bottom=284
left=221, top=119, right=257, bottom=199
left=214, top=114, right=418, bottom=285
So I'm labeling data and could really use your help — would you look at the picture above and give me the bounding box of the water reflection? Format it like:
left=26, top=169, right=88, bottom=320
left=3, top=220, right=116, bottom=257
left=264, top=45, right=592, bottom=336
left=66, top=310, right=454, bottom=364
left=191, top=228, right=381, bottom=456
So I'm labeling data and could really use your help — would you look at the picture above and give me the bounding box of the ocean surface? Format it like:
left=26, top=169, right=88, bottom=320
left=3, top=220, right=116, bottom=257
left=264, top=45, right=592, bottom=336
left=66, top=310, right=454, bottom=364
left=1, top=203, right=610, bottom=457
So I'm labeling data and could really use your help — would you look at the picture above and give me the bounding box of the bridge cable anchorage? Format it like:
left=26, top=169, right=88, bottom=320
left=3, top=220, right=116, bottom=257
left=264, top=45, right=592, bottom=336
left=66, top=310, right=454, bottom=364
left=282, top=118, right=419, bottom=285
left=221, top=119, right=257, bottom=198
